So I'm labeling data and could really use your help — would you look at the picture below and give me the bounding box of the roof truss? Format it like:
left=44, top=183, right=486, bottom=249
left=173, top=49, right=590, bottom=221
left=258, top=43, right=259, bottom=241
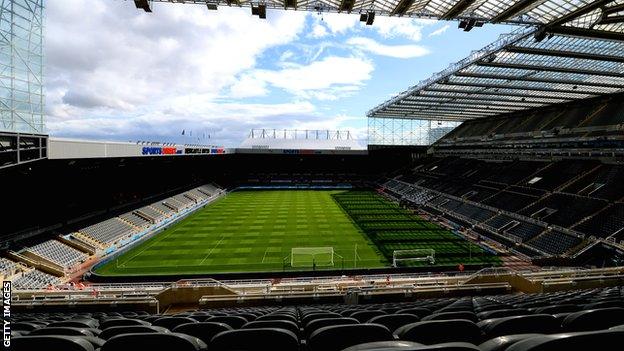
left=368, top=27, right=624, bottom=121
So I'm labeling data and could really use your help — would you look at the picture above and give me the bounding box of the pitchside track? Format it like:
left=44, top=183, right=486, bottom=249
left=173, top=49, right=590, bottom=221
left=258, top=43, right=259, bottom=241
left=95, top=190, right=499, bottom=276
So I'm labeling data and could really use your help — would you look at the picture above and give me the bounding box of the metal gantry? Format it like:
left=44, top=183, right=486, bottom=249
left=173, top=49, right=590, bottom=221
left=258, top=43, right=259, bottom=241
left=0, top=0, right=45, bottom=134
left=134, top=0, right=624, bottom=39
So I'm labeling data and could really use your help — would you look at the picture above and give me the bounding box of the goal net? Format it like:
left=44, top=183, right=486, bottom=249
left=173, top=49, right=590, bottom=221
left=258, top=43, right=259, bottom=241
left=291, top=247, right=335, bottom=268
left=392, top=249, right=435, bottom=267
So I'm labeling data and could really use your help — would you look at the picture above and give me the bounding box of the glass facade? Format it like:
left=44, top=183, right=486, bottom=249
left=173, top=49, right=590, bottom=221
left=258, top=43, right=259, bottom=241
left=368, top=117, right=460, bottom=146
left=0, top=0, right=44, bottom=134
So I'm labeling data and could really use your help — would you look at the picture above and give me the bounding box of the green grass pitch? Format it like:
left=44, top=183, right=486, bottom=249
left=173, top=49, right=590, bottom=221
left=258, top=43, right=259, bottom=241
left=95, top=190, right=499, bottom=276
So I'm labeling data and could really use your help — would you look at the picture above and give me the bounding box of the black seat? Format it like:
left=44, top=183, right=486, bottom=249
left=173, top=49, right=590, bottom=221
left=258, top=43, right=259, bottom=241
left=100, top=318, right=150, bottom=329
left=478, top=315, right=559, bottom=338
left=12, top=335, right=95, bottom=351
left=172, top=322, right=232, bottom=345
left=395, top=319, right=482, bottom=345
left=396, top=308, right=432, bottom=318
left=13, top=322, right=45, bottom=332
left=242, top=320, right=299, bottom=336
left=478, top=334, right=543, bottom=351
left=99, top=325, right=170, bottom=340
left=308, top=323, right=394, bottom=351
left=48, top=318, right=99, bottom=329
left=532, top=304, right=580, bottom=314
left=477, top=309, right=531, bottom=320
left=350, top=310, right=387, bottom=323
left=505, top=330, right=624, bottom=351
left=29, top=327, right=95, bottom=336
left=422, top=312, right=477, bottom=322
left=305, top=317, right=359, bottom=337
left=342, top=341, right=481, bottom=351
left=562, top=307, right=624, bottom=332
left=152, top=317, right=198, bottom=330
left=210, top=328, right=298, bottom=351
left=255, top=314, right=297, bottom=323
left=205, top=315, right=248, bottom=329
left=368, top=314, right=420, bottom=333
left=101, top=332, right=207, bottom=351
left=302, top=312, right=342, bottom=326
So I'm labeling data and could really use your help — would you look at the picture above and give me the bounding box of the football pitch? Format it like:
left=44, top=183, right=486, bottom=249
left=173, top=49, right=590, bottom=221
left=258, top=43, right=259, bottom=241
left=95, top=190, right=499, bottom=276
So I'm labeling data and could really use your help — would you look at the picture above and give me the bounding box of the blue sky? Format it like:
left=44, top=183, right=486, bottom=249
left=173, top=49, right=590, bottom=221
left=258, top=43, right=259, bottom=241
left=46, top=1, right=512, bottom=147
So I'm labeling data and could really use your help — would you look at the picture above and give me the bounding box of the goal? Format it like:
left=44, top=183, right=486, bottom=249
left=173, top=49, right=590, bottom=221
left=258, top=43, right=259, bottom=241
left=291, top=247, right=335, bottom=268
left=392, top=249, right=435, bottom=267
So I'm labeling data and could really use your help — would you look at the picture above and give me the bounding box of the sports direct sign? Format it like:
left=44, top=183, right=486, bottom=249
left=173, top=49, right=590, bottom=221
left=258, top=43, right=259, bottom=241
left=142, top=146, right=183, bottom=155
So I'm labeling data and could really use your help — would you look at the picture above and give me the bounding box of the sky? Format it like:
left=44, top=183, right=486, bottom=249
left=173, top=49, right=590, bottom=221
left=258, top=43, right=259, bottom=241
left=45, top=0, right=513, bottom=147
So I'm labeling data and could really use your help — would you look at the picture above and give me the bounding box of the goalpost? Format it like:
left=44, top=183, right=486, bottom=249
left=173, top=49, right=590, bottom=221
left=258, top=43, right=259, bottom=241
left=392, top=249, right=435, bottom=267
left=291, top=247, right=335, bottom=268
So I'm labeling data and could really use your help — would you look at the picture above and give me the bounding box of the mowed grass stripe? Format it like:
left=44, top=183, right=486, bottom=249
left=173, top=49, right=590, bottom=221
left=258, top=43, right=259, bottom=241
left=95, top=190, right=386, bottom=275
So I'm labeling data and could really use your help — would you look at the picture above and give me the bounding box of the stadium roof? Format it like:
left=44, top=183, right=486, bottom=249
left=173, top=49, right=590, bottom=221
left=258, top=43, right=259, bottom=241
left=141, top=0, right=624, bottom=39
left=367, top=26, right=624, bottom=121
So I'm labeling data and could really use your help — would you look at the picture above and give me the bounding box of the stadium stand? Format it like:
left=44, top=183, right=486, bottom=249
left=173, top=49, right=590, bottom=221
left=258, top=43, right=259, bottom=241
left=24, top=240, right=88, bottom=269
left=79, top=218, right=137, bottom=247
left=0, top=257, right=19, bottom=277
left=135, top=205, right=168, bottom=223
left=9, top=286, right=624, bottom=351
left=12, top=269, right=60, bottom=290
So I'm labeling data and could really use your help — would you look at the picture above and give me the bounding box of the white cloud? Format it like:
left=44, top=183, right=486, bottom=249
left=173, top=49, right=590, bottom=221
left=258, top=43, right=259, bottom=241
left=310, top=23, right=328, bottom=38
left=370, top=17, right=437, bottom=41
left=347, top=37, right=430, bottom=58
left=429, top=24, right=450, bottom=37
left=317, top=13, right=359, bottom=34
left=45, top=1, right=307, bottom=118
left=233, top=56, right=373, bottom=100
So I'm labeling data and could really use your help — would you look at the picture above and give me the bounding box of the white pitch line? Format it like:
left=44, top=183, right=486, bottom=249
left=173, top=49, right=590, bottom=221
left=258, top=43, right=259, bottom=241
left=200, top=235, right=225, bottom=265
left=261, top=247, right=269, bottom=263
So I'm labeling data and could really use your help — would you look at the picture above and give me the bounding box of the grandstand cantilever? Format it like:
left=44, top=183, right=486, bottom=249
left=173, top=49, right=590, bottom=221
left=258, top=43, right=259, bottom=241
left=367, top=26, right=624, bottom=121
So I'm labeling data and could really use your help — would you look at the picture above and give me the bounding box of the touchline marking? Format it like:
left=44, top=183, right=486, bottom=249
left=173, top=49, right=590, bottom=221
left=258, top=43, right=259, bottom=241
left=200, top=235, right=225, bottom=265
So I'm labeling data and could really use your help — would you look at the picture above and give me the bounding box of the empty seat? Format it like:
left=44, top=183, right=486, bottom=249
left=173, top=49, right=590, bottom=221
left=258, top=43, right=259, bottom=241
left=422, top=312, right=477, bottom=323
left=342, top=341, right=481, bottom=351
left=48, top=318, right=99, bottom=329
left=302, top=312, right=342, bottom=326
left=172, top=322, right=232, bottom=345
left=396, top=308, right=432, bottom=318
left=205, top=315, right=248, bottom=329
left=506, top=330, right=624, bottom=351
left=152, top=317, right=198, bottom=331
left=100, top=318, right=150, bottom=329
left=12, top=335, right=95, bottom=351
left=101, top=332, right=207, bottom=351
left=368, top=314, right=420, bottom=333
left=351, top=310, right=387, bottom=323
left=308, top=324, right=394, bottom=351
left=395, top=319, right=482, bottom=345
left=477, top=309, right=531, bottom=320
left=29, top=327, right=95, bottom=336
left=562, top=307, right=624, bottom=332
left=478, top=334, right=543, bottom=351
left=305, top=317, right=359, bottom=337
left=210, top=328, right=298, bottom=351
left=242, top=320, right=299, bottom=336
left=532, top=305, right=580, bottom=314
left=478, top=315, right=559, bottom=338
left=13, top=322, right=45, bottom=332
left=256, top=314, right=297, bottom=323
left=99, top=325, right=170, bottom=340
